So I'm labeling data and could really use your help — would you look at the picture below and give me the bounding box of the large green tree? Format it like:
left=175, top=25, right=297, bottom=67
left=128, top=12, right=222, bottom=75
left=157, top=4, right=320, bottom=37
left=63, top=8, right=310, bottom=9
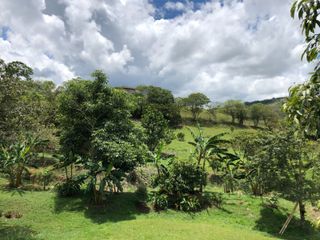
left=249, top=103, right=264, bottom=127
left=223, top=100, right=247, bottom=126
left=183, top=93, right=210, bottom=122
left=57, top=70, right=148, bottom=203
left=285, top=0, right=320, bottom=138
left=0, top=58, right=33, bottom=143
left=136, top=85, right=182, bottom=127
left=141, top=107, right=171, bottom=151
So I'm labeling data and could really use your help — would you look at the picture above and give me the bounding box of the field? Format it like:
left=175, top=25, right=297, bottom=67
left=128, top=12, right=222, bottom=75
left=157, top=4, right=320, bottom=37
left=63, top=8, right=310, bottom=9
left=1, top=125, right=320, bottom=240
left=0, top=177, right=319, bottom=240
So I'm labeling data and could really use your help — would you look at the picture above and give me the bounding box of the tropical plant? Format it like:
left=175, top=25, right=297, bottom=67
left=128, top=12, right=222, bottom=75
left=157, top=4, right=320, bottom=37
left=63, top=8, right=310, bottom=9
left=188, top=125, right=232, bottom=192
left=0, top=136, right=47, bottom=187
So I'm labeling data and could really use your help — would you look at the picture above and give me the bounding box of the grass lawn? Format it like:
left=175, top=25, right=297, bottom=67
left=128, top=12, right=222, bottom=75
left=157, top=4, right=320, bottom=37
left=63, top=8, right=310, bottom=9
left=165, top=124, right=256, bottom=160
left=0, top=176, right=319, bottom=240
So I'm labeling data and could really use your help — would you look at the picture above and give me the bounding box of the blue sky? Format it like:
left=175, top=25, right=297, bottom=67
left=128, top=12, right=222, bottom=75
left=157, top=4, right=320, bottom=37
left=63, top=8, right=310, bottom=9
left=0, top=26, right=9, bottom=40
left=151, top=0, right=222, bottom=19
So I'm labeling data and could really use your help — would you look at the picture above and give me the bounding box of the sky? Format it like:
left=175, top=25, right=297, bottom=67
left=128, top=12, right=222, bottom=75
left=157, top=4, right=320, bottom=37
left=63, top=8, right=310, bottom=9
left=0, top=0, right=313, bottom=101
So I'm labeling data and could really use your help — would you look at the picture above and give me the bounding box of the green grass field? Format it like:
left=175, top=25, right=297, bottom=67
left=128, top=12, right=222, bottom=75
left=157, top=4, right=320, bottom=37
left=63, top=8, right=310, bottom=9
left=165, top=124, right=255, bottom=160
left=0, top=176, right=319, bottom=240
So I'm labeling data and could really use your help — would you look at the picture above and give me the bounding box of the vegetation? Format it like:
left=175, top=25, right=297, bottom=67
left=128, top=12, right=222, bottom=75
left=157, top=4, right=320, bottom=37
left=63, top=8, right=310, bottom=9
left=182, top=93, right=210, bottom=122
left=1, top=2, right=320, bottom=238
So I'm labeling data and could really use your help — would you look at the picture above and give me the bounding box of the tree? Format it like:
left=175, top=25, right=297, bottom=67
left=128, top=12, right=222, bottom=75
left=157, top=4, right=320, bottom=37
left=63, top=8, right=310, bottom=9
left=141, top=107, right=171, bottom=151
left=263, top=131, right=319, bottom=223
left=250, top=103, right=264, bottom=127
left=232, top=132, right=279, bottom=196
left=285, top=0, right=320, bottom=138
left=234, top=130, right=320, bottom=223
left=136, top=85, right=182, bottom=127
left=86, top=119, right=148, bottom=203
left=183, top=93, right=210, bottom=122
left=207, top=102, right=219, bottom=122
left=223, top=100, right=247, bottom=126
left=235, top=102, right=247, bottom=126
left=57, top=70, right=149, bottom=203
left=0, top=58, right=33, bottom=143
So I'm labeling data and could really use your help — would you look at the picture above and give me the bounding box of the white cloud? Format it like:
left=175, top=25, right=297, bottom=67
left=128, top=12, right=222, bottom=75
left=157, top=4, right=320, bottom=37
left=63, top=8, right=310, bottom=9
left=0, top=0, right=312, bottom=101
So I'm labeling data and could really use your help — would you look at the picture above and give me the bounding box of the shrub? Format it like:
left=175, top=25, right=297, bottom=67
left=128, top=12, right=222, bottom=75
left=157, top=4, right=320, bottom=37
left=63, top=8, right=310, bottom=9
left=180, top=195, right=201, bottom=212
left=56, top=179, right=82, bottom=197
left=155, top=161, right=205, bottom=195
left=153, top=161, right=207, bottom=211
left=152, top=193, right=168, bottom=211
left=36, top=169, right=54, bottom=190
left=265, top=192, right=279, bottom=209
left=177, top=132, right=185, bottom=142
left=127, top=166, right=157, bottom=187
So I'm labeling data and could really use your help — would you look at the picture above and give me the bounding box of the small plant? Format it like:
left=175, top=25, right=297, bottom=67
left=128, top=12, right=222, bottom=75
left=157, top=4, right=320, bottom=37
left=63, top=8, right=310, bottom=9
left=177, top=132, right=185, bottom=142
left=56, top=179, right=82, bottom=197
left=37, top=169, right=54, bottom=190
left=180, top=195, right=201, bottom=212
left=265, top=192, right=279, bottom=209
left=152, top=193, right=168, bottom=211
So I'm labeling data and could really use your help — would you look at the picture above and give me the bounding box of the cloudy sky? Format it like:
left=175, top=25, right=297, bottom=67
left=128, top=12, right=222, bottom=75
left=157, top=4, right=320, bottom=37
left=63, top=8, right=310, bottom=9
left=0, top=0, right=312, bottom=101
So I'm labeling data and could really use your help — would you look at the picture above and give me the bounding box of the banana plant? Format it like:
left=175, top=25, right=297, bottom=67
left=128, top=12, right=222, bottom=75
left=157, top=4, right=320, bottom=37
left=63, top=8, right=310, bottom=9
left=0, top=136, right=47, bottom=187
left=188, top=125, right=236, bottom=192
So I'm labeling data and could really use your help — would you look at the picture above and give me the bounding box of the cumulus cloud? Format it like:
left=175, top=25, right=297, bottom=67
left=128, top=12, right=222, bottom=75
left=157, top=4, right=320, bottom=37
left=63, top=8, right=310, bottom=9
left=0, top=0, right=312, bottom=101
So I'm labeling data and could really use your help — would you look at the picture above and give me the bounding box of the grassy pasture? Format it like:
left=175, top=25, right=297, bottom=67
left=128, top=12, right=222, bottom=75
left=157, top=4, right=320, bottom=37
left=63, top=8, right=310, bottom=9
left=1, top=176, right=319, bottom=240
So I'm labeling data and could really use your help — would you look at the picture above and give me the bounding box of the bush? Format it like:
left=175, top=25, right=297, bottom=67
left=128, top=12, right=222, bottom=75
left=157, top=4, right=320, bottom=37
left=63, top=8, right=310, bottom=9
left=127, top=166, right=157, bottom=187
left=36, top=169, right=54, bottom=190
left=177, top=132, right=185, bottom=142
left=56, top=179, right=82, bottom=197
left=155, top=161, right=205, bottom=195
left=265, top=192, right=279, bottom=209
left=153, top=161, right=208, bottom=211
left=152, top=193, right=168, bottom=211
left=180, top=195, right=201, bottom=212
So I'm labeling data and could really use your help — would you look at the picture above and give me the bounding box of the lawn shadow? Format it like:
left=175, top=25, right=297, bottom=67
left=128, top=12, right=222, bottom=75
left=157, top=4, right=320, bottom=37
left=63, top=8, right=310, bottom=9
left=54, top=191, right=150, bottom=224
left=254, top=205, right=320, bottom=240
left=0, top=221, right=41, bottom=240
left=0, top=186, right=26, bottom=197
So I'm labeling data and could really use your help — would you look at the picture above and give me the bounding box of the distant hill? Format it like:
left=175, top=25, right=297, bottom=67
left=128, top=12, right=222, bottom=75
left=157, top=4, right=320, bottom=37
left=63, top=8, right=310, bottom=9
left=245, top=97, right=285, bottom=106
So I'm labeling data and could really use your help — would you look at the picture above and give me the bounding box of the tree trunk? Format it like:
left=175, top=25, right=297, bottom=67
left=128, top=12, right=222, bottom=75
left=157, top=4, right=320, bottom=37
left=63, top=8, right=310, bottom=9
left=200, top=160, right=206, bottom=193
left=9, top=174, right=15, bottom=187
left=15, top=167, right=23, bottom=187
left=299, top=201, right=306, bottom=223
